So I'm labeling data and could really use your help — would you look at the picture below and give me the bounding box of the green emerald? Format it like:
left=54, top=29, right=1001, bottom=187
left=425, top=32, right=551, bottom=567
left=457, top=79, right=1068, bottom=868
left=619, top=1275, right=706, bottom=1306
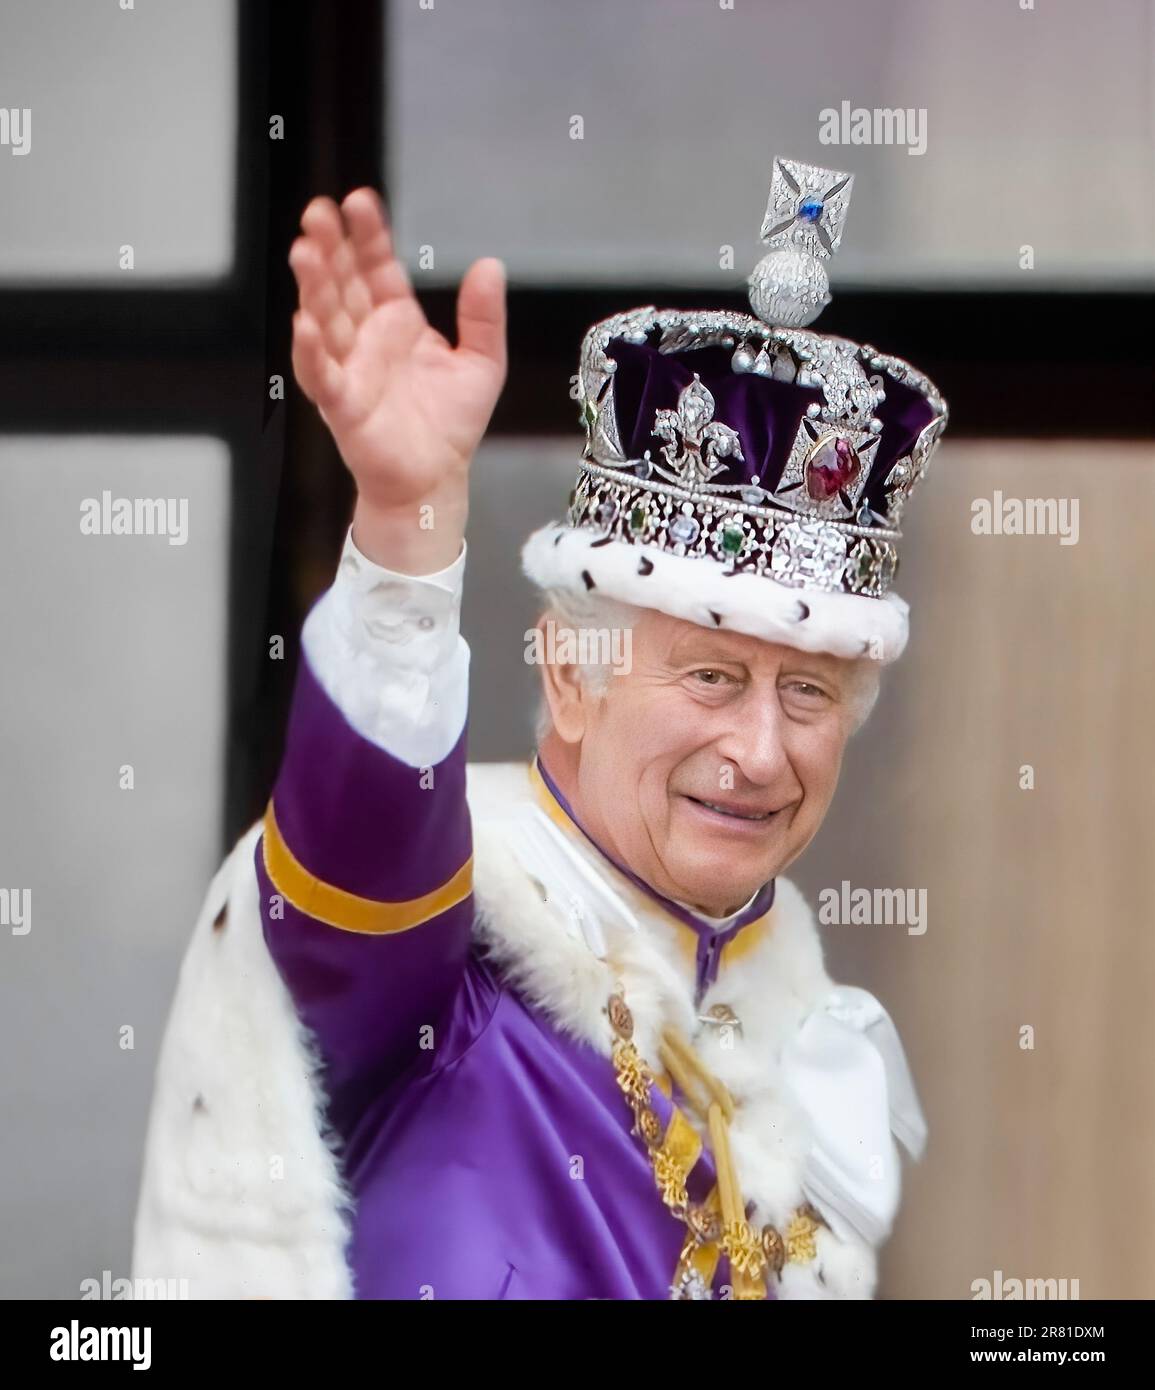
left=721, top=524, right=744, bottom=555
left=630, top=506, right=647, bottom=534
left=850, top=546, right=874, bottom=584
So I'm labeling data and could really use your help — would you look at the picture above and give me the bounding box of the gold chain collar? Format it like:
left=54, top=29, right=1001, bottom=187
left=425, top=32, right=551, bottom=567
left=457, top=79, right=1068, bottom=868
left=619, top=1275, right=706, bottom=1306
left=607, top=991, right=825, bottom=1300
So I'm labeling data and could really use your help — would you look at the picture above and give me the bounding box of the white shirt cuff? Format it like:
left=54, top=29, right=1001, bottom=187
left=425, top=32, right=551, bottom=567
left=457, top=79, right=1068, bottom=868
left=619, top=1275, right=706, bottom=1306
left=300, top=528, right=470, bottom=768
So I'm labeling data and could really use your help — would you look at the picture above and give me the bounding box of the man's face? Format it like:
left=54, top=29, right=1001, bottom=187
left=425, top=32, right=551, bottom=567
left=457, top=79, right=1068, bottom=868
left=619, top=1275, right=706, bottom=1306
left=543, top=609, right=868, bottom=917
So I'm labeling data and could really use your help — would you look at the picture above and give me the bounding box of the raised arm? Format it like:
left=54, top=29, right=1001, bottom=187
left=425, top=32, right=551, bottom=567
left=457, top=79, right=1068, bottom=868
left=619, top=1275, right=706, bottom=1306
left=257, top=190, right=506, bottom=1126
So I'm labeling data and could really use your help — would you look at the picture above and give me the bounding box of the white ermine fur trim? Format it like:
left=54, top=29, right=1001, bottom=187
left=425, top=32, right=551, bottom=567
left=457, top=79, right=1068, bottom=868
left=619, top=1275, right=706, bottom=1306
left=131, top=823, right=355, bottom=1300
left=521, top=522, right=909, bottom=664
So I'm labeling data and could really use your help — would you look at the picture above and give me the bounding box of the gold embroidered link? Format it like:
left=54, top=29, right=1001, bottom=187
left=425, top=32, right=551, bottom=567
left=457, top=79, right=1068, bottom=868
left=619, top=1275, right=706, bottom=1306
left=785, top=1208, right=821, bottom=1264
left=722, top=1220, right=768, bottom=1280
left=652, top=1150, right=689, bottom=1210
left=611, top=1040, right=649, bottom=1104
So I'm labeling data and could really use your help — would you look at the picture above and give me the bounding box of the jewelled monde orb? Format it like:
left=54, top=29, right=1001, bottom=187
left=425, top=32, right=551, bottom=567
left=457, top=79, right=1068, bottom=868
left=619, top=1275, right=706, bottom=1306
left=747, top=248, right=830, bottom=328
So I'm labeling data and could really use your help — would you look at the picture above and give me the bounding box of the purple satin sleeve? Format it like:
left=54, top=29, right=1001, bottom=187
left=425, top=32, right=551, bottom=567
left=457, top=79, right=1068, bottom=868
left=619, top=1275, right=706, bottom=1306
left=256, top=650, right=475, bottom=1132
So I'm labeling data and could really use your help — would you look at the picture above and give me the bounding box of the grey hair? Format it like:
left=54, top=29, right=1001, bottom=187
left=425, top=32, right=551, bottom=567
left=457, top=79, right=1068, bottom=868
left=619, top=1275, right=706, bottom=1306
left=845, top=659, right=883, bottom=735
left=529, top=587, right=884, bottom=743
left=530, top=587, right=642, bottom=744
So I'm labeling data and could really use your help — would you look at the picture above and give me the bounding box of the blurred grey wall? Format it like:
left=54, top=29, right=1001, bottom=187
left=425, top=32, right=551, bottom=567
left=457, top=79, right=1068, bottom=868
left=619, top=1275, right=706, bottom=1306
left=0, top=0, right=235, bottom=283
left=0, top=439, right=229, bottom=1298
left=0, top=0, right=235, bottom=1299
left=389, top=0, right=1154, bottom=288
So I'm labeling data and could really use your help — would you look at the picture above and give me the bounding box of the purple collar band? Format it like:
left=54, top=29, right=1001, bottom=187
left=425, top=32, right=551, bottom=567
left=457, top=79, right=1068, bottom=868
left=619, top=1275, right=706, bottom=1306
left=531, top=755, right=775, bottom=998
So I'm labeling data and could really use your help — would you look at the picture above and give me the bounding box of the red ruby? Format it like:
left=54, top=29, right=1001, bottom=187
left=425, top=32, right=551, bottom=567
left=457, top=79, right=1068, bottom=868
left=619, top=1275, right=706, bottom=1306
left=805, top=436, right=860, bottom=501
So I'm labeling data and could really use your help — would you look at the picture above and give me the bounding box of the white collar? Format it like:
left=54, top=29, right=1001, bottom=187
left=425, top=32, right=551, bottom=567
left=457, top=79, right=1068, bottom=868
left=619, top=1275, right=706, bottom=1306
left=671, top=886, right=762, bottom=932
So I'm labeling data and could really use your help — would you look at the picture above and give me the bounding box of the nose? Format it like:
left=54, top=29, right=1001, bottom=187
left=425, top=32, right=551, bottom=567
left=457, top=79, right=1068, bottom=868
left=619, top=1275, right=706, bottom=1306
left=714, top=687, right=793, bottom=790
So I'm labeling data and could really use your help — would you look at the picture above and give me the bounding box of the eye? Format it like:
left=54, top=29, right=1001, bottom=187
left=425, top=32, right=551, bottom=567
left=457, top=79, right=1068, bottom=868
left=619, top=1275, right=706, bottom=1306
left=782, top=679, right=832, bottom=703
left=693, top=669, right=730, bottom=686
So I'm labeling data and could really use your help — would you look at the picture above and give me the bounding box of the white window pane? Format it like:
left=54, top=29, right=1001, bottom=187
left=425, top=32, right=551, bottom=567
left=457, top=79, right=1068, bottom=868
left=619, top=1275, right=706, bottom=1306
left=0, top=434, right=230, bottom=1295
left=463, top=436, right=581, bottom=760
left=387, top=0, right=1153, bottom=288
left=0, top=0, right=236, bottom=283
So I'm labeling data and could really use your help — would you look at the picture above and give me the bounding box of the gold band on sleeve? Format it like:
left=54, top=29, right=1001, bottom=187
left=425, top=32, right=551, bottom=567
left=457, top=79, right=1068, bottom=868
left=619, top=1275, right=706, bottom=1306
left=261, top=800, right=473, bottom=935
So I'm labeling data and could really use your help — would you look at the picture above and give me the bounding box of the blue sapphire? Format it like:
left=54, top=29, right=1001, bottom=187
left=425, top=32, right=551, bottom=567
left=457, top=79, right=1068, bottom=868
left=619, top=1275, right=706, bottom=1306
left=797, top=196, right=823, bottom=224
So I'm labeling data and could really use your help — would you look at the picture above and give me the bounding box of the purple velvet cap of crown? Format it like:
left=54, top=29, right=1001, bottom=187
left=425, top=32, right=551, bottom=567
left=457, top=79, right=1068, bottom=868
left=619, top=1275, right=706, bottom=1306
left=606, top=337, right=937, bottom=515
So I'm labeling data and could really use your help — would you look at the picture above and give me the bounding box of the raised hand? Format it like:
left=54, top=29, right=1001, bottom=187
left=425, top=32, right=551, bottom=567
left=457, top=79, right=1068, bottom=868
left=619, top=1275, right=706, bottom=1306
left=288, top=188, right=507, bottom=571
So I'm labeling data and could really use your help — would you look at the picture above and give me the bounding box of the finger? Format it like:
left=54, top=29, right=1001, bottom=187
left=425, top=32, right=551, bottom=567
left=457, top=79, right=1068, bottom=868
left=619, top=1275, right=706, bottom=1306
left=291, top=309, right=344, bottom=411
left=341, top=186, right=415, bottom=309
left=301, top=195, right=361, bottom=323
left=455, top=256, right=507, bottom=373
left=299, top=197, right=345, bottom=259
left=289, top=236, right=357, bottom=360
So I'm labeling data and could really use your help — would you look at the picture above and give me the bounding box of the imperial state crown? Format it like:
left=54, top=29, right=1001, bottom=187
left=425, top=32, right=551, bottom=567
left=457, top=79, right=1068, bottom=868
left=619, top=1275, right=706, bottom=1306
left=522, top=157, right=948, bottom=664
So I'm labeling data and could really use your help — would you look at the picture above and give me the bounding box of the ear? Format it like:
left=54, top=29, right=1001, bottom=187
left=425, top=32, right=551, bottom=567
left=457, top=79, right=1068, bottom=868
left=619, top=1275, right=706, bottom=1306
left=537, top=617, right=588, bottom=745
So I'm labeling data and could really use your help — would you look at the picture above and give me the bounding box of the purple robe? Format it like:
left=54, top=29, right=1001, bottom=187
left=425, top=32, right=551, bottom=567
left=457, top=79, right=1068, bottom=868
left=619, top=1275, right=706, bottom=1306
left=256, top=653, right=774, bottom=1300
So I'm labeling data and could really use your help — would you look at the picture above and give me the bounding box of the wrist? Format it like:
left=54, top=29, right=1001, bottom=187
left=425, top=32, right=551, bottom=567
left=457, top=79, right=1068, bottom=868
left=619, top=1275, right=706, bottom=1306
left=351, top=491, right=466, bottom=575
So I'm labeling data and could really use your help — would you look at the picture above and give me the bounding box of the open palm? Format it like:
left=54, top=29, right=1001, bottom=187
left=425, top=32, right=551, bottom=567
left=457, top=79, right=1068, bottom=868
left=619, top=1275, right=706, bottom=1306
left=289, top=189, right=507, bottom=511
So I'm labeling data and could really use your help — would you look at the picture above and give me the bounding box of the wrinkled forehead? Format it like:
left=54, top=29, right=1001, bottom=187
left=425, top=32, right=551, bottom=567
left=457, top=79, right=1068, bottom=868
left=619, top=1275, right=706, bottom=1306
left=643, top=607, right=856, bottom=677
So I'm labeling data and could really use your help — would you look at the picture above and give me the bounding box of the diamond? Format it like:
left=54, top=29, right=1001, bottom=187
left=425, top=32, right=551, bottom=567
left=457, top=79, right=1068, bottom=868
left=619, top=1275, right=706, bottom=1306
left=652, top=377, right=743, bottom=489
left=669, top=513, right=700, bottom=545
left=594, top=501, right=617, bottom=529
left=769, top=521, right=848, bottom=591
left=671, top=1268, right=713, bottom=1301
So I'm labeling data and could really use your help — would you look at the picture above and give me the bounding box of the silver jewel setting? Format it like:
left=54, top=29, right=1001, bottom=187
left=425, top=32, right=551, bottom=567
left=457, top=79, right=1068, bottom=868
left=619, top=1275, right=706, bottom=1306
left=670, top=1267, right=714, bottom=1301
left=651, top=376, right=744, bottom=490
left=568, top=463, right=899, bottom=598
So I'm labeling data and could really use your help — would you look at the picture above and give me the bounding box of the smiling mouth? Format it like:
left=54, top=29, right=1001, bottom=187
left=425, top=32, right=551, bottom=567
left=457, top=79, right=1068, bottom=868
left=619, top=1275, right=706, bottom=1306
left=685, top=796, right=774, bottom=822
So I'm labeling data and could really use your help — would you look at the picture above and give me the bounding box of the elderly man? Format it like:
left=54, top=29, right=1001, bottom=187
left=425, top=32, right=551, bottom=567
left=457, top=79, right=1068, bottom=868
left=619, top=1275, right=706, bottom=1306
left=133, top=159, right=945, bottom=1301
